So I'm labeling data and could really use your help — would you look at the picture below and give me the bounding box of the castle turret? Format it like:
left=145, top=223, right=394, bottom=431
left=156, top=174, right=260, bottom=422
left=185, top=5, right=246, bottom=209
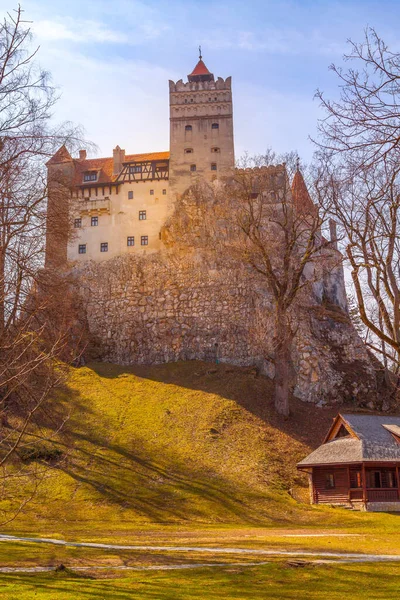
left=45, top=145, right=75, bottom=269
left=168, top=51, right=235, bottom=198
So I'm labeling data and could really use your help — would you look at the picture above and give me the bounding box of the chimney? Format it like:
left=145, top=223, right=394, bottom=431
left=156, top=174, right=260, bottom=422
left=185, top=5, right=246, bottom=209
left=329, top=219, right=338, bottom=250
left=79, top=149, right=87, bottom=160
left=113, top=145, right=125, bottom=175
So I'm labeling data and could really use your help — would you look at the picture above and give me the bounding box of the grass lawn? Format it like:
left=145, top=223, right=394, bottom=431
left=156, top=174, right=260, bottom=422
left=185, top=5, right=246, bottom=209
left=2, top=361, right=400, bottom=597
left=1, top=562, right=400, bottom=599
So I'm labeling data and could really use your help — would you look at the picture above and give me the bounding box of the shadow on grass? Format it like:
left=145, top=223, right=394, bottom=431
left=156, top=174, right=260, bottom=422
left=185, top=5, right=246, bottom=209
left=36, top=372, right=303, bottom=526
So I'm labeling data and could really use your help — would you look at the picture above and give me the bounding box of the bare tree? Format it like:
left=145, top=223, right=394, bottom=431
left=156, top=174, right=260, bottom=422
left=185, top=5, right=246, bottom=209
left=0, top=6, right=86, bottom=519
left=315, top=28, right=400, bottom=170
left=316, top=30, right=400, bottom=385
left=166, top=154, right=331, bottom=416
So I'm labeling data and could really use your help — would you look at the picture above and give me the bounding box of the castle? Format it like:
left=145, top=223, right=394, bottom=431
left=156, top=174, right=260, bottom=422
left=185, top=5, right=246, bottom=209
left=43, top=55, right=383, bottom=409
left=45, top=54, right=234, bottom=265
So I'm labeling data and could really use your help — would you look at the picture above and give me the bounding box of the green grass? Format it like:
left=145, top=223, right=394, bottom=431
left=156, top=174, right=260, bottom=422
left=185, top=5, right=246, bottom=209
left=3, top=360, right=329, bottom=534
left=1, top=563, right=400, bottom=599
left=3, top=360, right=400, bottom=599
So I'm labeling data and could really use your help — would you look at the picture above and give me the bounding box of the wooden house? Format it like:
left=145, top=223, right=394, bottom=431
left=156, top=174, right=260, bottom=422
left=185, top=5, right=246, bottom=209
left=297, top=413, right=400, bottom=511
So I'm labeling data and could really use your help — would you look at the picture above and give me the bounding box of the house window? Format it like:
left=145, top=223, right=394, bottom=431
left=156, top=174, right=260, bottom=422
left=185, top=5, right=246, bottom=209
left=74, top=218, right=82, bottom=228
left=141, top=236, right=148, bottom=246
left=190, top=164, right=196, bottom=172
left=211, top=163, right=217, bottom=171
left=83, top=172, right=97, bottom=182
left=325, top=473, right=335, bottom=489
left=211, top=147, right=220, bottom=153
left=129, top=165, right=142, bottom=173
left=185, top=148, right=193, bottom=154
left=211, top=123, right=219, bottom=130
left=150, top=189, right=154, bottom=195
left=78, top=244, right=86, bottom=254
left=91, top=216, right=98, bottom=226
left=127, top=236, right=135, bottom=246
left=374, top=472, right=382, bottom=488
left=128, top=191, right=134, bottom=199
left=100, top=242, right=108, bottom=253
left=162, top=189, right=167, bottom=195
left=387, top=471, right=396, bottom=488
left=185, top=125, right=192, bottom=131
left=139, top=210, right=146, bottom=220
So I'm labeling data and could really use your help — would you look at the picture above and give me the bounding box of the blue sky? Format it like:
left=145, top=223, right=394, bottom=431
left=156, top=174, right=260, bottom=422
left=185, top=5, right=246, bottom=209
left=6, top=0, right=400, bottom=161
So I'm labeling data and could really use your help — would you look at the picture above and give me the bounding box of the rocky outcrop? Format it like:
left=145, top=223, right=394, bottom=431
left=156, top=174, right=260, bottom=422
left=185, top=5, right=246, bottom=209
left=72, top=251, right=384, bottom=408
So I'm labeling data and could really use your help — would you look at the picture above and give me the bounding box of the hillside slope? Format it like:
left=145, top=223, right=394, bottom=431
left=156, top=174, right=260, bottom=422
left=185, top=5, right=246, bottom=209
left=5, top=361, right=341, bottom=532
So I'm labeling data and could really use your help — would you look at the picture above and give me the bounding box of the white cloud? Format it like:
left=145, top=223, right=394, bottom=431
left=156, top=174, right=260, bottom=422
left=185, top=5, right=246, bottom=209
left=32, top=16, right=170, bottom=45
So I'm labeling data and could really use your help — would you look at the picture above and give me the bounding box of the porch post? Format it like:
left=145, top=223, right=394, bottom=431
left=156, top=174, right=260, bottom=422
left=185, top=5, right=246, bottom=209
left=362, top=463, right=367, bottom=506
left=347, top=465, right=351, bottom=502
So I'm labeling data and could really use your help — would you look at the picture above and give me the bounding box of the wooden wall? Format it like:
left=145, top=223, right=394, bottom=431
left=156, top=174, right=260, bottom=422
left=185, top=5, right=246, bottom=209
left=313, top=467, right=349, bottom=504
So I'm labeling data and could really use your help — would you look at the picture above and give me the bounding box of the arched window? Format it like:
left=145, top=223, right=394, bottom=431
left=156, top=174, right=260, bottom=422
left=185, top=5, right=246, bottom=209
left=211, top=123, right=219, bottom=130
left=184, top=148, right=193, bottom=154
left=185, top=125, right=192, bottom=131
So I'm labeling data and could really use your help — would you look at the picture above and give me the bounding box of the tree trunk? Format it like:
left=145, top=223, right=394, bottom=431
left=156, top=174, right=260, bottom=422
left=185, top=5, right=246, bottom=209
left=274, top=306, right=291, bottom=417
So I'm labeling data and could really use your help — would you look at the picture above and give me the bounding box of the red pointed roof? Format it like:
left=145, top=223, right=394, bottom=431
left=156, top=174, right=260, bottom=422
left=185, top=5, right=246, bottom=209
left=189, top=59, right=211, bottom=77
left=291, top=169, right=317, bottom=216
left=46, top=144, right=72, bottom=166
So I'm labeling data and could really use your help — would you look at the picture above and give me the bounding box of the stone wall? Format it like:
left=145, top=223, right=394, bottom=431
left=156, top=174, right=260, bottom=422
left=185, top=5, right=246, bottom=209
left=75, top=249, right=383, bottom=408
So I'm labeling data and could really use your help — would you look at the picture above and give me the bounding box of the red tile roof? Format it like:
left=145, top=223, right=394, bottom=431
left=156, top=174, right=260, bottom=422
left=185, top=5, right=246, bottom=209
left=47, top=150, right=170, bottom=186
left=189, top=59, right=211, bottom=76
left=46, top=145, right=72, bottom=165
left=291, top=169, right=317, bottom=216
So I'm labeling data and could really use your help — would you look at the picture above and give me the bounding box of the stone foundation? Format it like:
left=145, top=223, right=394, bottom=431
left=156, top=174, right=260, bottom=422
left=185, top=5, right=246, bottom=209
left=70, top=250, right=384, bottom=408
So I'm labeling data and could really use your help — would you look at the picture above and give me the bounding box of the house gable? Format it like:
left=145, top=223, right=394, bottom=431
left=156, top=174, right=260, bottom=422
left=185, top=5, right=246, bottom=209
left=324, top=414, right=359, bottom=443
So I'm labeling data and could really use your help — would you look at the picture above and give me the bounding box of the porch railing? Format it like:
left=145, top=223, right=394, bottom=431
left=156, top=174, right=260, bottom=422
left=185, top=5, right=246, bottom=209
left=367, top=489, right=399, bottom=502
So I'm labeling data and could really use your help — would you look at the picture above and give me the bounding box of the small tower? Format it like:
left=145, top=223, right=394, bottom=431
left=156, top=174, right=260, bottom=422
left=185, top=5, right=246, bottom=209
left=169, top=50, right=235, bottom=198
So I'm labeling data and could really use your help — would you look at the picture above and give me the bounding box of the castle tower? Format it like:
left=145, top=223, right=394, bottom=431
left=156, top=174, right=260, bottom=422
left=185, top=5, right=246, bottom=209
left=168, top=51, right=235, bottom=198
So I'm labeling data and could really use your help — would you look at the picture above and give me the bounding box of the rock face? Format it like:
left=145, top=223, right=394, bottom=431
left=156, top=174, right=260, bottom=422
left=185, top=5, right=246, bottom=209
left=74, top=250, right=382, bottom=408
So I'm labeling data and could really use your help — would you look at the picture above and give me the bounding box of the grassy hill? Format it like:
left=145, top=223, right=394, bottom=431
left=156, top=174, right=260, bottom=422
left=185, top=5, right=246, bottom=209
left=3, top=361, right=346, bottom=535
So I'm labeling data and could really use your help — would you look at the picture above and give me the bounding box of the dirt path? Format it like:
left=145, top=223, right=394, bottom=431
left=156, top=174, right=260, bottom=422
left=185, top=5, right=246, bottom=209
left=0, top=533, right=400, bottom=565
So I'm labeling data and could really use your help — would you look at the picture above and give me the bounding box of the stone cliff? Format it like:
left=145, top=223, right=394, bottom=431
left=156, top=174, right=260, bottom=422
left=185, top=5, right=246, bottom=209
left=73, top=248, right=384, bottom=408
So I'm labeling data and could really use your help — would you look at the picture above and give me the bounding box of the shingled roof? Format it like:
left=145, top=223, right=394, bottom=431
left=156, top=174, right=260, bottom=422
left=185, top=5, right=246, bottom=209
left=47, top=147, right=170, bottom=186
left=298, top=414, right=400, bottom=467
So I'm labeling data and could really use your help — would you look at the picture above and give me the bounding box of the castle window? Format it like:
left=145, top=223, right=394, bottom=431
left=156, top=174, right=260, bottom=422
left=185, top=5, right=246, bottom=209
left=139, top=210, right=147, bottom=220
left=127, top=236, right=135, bottom=246
left=162, top=189, right=167, bottom=195
left=211, top=147, right=220, bottom=153
left=91, top=216, right=98, bottom=226
left=190, top=164, right=196, bottom=172
left=129, top=165, right=142, bottom=173
left=185, top=125, right=192, bottom=131
left=141, top=236, right=148, bottom=246
left=83, top=172, right=97, bottom=182
left=185, top=148, right=193, bottom=154
left=100, top=242, right=108, bottom=253
left=190, top=98, right=193, bottom=102
left=128, top=191, right=134, bottom=199
left=78, top=244, right=86, bottom=254
left=211, top=163, right=217, bottom=171
left=185, top=99, right=188, bottom=103
left=74, top=218, right=82, bottom=228
left=150, top=189, right=154, bottom=195
left=211, top=123, right=219, bottom=130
